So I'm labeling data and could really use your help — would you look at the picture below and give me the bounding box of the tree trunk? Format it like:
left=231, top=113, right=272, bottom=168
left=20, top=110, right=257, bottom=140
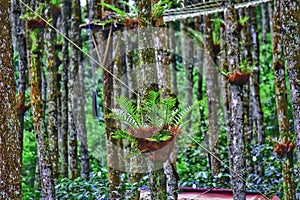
left=281, top=0, right=300, bottom=189
left=247, top=6, right=265, bottom=178
left=181, top=19, right=194, bottom=132
left=68, top=0, right=81, bottom=180
left=203, top=14, right=221, bottom=177
left=261, top=2, right=269, bottom=62
left=45, top=1, right=59, bottom=182
left=60, top=0, right=71, bottom=178
left=0, top=1, right=22, bottom=197
left=169, top=22, right=178, bottom=96
left=29, top=26, right=55, bottom=199
left=238, top=0, right=253, bottom=173
left=103, top=37, right=121, bottom=199
left=77, top=61, right=90, bottom=179
left=224, top=1, right=246, bottom=199
left=12, top=0, right=28, bottom=164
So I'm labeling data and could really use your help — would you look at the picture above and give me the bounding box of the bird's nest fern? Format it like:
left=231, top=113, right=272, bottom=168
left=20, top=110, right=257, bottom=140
left=110, top=90, right=197, bottom=161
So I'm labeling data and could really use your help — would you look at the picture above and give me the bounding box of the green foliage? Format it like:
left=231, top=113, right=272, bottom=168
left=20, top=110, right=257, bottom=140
left=101, top=1, right=127, bottom=17
left=152, top=0, right=175, bottom=20
left=211, top=18, right=224, bottom=45
left=111, top=90, right=197, bottom=143
left=56, top=171, right=109, bottom=199
left=118, top=0, right=138, bottom=15
left=238, top=16, right=249, bottom=26
left=186, top=27, right=204, bottom=46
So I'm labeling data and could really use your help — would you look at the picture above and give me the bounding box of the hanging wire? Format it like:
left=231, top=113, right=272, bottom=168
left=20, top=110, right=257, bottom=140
left=18, top=0, right=271, bottom=198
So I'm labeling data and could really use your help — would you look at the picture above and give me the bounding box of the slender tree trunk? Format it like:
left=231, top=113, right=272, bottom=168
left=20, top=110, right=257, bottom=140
left=224, top=1, right=246, bottom=199
left=103, top=36, right=121, bottom=199
left=68, top=0, right=81, bottom=179
left=29, top=27, right=55, bottom=199
left=12, top=0, right=28, bottom=164
left=238, top=0, right=253, bottom=173
left=261, top=2, right=269, bottom=62
left=272, top=1, right=296, bottom=199
left=247, top=6, right=265, bottom=178
left=203, top=15, right=221, bottom=177
left=0, top=1, right=22, bottom=197
left=60, top=0, right=71, bottom=178
left=169, top=22, right=178, bottom=96
left=181, top=19, right=194, bottom=132
left=45, top=1, right=59, bottom=182
left=281, top=0, right=300, bottom=186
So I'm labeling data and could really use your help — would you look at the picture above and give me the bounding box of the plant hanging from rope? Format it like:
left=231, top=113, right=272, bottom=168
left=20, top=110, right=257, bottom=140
left=110, top=90, right=197, bottom=161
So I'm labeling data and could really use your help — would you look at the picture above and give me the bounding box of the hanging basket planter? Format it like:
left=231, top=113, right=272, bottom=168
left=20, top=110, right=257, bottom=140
left=129, top=126, right=181, bottom=162
left=228, top=71, right=251, bottom=86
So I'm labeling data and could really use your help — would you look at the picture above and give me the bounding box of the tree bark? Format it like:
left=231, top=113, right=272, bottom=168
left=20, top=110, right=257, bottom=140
left=12, top=0, right=28, bottom=165
left=0, top=1, right=22, bottom=198
left=45, top=1, right=59, bottom=182
left=247, top=6, right=265, bottom=178
left=281, top=0, right=300, bottom=189
left=181, top=19, right=194, bottom=132
left=60, top=0, right=71, bottom=178
left=224, top=1, right=246, bottom=199
left=203, top=15, right=221, bottom=177
left=68, top=0, right=81, bottom=180
left=30, top=26, right=55, bottom=199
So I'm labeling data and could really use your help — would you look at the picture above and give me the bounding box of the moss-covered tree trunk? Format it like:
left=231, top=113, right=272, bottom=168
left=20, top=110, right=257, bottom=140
left=29, top=26, right=55, bottom=199
left=203, top=14, right=221, bottom=177
left=281, top=0, right=300, bottom=190
left=60, top=0, right=71, bottom=178
left=272, top=0, right=296, bottom=199
left=45, top=1, right=59, bottom=182
left=0, top=1, right=22, bottom=198
left=68, top=0, right=80, bottom=179
left=247, top=6, right=265, bottom=178
left=224, top=1, right=246, bottom=199
left=237, top=0, right=253, bottom=174
left=12, top=0, right=29, bottom=164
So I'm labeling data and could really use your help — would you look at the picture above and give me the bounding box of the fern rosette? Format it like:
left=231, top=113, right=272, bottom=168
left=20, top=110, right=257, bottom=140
left=110, top=91, right=197, bottom=162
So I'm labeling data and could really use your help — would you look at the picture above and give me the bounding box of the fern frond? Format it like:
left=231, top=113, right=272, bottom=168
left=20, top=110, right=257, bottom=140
left=101, top=2, right=127, bottom=17
left=173, top=102, right=199, bottom=127
left=118, top=0, right=138, bottom=15
left=111, top=108, right=139, bottom=129
left=116, top=96, right=141, bottom=126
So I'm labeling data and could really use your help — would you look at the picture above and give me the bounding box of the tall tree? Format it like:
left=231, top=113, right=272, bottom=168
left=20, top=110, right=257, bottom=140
left=12, top=0, right=29, bottom=163
left=28, top=10, right=55, bottom=198
left=45, top=0, right=59, bottom=182
left=203, top=14, right=221, bottom=177
left=247, top=6, right=265, bottom=177
left=224, top=1, right=246, bottom=199
left=68, top=0, right=81, bottom=179
left=272, top=0, right=296, bottom=199
left=137, top=1, right=167, bottom=199
left=60, top=0, right=71, bottom=178
left=0, top=1, right=22, bottom=198
left=281, top=0, right=300, bottom=183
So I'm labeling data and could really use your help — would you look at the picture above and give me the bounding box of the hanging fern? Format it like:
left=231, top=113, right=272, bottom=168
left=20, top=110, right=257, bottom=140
left=111, top=90, right=198, bottom=145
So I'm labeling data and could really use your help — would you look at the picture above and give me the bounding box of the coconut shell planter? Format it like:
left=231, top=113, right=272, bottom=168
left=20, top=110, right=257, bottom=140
left=228, top=71, right=251, bottom=86
left=129, top=125, right=181, bottom=162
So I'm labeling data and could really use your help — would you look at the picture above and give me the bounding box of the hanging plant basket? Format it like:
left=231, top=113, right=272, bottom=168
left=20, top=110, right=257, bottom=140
left=228, top=71, right=251, bottom=86
left=129, top=126, right=181, bottom=162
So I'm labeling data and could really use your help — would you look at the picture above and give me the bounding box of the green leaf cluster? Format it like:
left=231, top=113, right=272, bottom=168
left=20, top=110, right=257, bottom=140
left=110, top=90, right=197, bottom=143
